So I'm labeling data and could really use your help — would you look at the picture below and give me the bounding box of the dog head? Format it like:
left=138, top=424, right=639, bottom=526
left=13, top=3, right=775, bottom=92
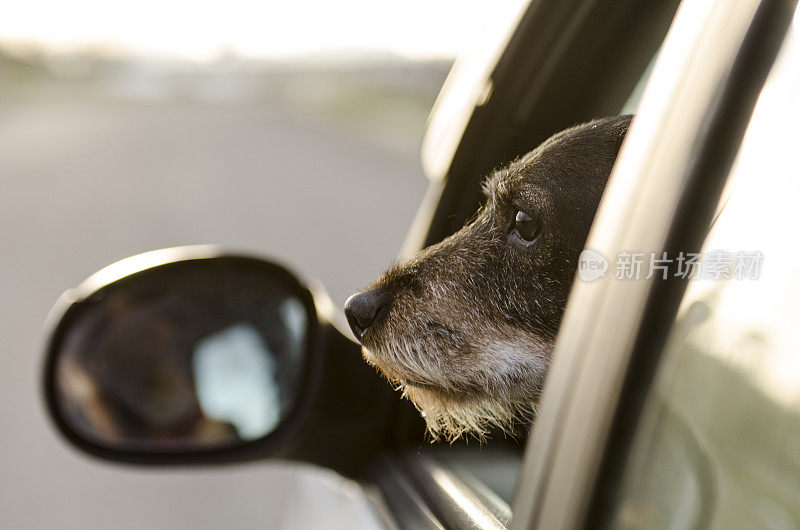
left=345, top=115, right=632, bottom=440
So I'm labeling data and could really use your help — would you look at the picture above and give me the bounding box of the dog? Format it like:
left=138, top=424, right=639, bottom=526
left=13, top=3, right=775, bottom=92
left=344, top=115, right=632, bottom=440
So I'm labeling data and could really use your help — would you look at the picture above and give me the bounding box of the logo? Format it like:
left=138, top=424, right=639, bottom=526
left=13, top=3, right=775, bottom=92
left=578, top=249, right=609, bottom=282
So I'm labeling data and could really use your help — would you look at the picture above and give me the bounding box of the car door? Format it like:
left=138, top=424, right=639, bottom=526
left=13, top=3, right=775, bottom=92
left=511, top=0, right=798, bottom=528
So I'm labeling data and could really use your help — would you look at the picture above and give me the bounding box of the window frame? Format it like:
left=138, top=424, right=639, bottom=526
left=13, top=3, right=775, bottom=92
left=510, top=1, right=796, bottom=529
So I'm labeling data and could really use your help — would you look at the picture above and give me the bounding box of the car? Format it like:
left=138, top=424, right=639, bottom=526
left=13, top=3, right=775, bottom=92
left=41, top=0, right=800, bottom=528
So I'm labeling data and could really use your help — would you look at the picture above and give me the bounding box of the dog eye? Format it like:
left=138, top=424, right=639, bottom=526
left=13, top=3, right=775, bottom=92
left=514, top=210, right=539, bottom=242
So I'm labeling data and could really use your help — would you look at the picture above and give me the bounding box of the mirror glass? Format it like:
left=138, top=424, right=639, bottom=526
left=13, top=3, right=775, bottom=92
left=51, top=258, right=313, bottom=452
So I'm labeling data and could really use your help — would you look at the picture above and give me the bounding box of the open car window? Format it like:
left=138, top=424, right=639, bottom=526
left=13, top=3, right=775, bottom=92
left=609, top=14, right=800, bottom=529
left=400, top=2, right=678, bottom=526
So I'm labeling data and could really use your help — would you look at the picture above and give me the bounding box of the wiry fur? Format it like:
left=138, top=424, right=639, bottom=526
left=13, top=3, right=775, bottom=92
left=347, top=116, right=632, bottom=440
left=361, top=324, right=548, bottom=440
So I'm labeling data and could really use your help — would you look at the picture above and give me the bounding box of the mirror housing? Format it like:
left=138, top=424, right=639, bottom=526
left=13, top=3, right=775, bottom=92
left=42, top=246, right=416, bottom=474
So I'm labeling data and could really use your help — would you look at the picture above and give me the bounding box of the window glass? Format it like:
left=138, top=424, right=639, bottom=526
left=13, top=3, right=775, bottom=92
left=611, top=13, right=800, bottom=530
left=430, top=445, right=523, bottom=506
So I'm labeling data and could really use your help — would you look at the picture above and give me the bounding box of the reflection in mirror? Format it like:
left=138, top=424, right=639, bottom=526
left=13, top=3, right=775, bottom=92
left=52, top=259, right=311, bottom=451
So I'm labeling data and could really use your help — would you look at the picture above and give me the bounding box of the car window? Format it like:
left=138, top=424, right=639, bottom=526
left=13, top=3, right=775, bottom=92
left=419, top=30, right=669, bottom=524
left=609, top=15, right=800, bottom=530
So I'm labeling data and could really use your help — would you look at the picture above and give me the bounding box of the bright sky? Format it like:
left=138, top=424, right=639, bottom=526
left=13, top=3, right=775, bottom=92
left=0, top=0, right=507, bottom=61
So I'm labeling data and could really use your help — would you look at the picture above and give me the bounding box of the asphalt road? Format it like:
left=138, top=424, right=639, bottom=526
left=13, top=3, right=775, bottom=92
left=0, top=98, right=428, bottom=528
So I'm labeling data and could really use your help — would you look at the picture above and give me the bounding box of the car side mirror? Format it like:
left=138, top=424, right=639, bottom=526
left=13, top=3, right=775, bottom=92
left=42, top=246, right=327, bottom=464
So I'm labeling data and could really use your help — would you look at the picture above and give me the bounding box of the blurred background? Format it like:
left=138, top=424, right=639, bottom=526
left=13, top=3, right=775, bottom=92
left=0, top=1, right=510, bottom=527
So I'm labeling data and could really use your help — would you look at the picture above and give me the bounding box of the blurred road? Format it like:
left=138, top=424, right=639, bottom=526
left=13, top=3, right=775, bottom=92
left=0, top=98, right=427, bottom=528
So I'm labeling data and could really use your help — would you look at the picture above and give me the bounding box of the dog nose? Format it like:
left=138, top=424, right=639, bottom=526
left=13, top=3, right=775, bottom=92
left=344, top=287, right=390, bottom=342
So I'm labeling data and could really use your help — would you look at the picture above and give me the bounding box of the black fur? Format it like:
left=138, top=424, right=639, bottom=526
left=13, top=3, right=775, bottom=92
left=345, top=115, right=632, bottom=438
